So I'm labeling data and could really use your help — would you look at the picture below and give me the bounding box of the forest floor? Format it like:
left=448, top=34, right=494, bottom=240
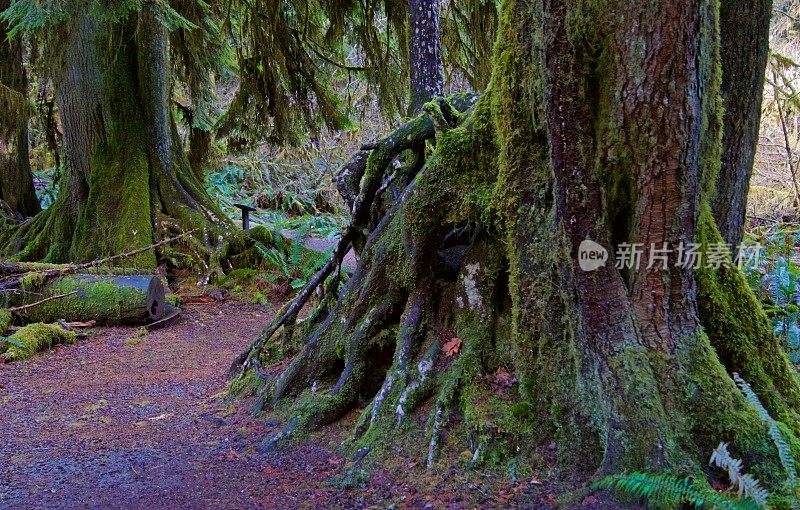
left=0, top=301, right=572, bottom=509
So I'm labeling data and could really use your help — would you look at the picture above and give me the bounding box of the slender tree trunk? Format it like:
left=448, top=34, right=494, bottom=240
left=238, top=0, right=800, bottom=492
left=188, top=127, right=212, bottom=180
left=0, top=0, right=39, bottom=218
left=408, top=0, right=444, bottom=114
left=5, top=4, right=229, bottom=266
left=712, top=0, right=773, bottom=249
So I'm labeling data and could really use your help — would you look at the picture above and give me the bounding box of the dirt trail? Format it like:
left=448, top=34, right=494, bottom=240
left=0, top=303, right=406, bottom=509
left=0, top=301, right=566, bottom=509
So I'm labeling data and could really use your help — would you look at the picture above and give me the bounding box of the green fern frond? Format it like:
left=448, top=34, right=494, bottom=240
left=769, top=421, right=797, bottom=489
left=733, top=374, right=798, bottom=490
left=711, top=443, right=745, bottom=486
left=288, top=224, right=311, bottom=267
left=709, top=443, right=770, bottom=509
left=254, top=241, right=290, bottom=276
left=594, top=472, right=749, bottom=509
left=734, top=373, right=774, bottom=423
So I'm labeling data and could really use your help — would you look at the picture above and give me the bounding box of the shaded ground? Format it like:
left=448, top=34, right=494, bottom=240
left=0, top=301, right=600, bottom=509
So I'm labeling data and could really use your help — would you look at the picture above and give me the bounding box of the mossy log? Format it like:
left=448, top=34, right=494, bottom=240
left=0, top=323, right=76, bottom=362
left=14, top=275, right=168, bottom=326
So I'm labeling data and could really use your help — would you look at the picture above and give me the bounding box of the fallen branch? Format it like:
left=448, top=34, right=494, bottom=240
left=231, top=226, right=356, bottom=376
left=0, top=230, right=196, bottom=291
left=7, top=291, right=78, bottom=314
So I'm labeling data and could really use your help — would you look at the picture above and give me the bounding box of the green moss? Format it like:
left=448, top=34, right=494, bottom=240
left=696, top=207, right=800, bottom=428
left=20, top=272, right=45, bottom=291
left=219, top=268, right=259, bottom=289
left=1, top=323, right=76, bottom=362
left=663, top=330, right=795, bottom=491
left=23, top=276, right=157, bottom=326
left=228, top=369, right=263, bottom=399
left=0, top=309, right=11, bottom=334
left=165, top=294, right=181, bottom=307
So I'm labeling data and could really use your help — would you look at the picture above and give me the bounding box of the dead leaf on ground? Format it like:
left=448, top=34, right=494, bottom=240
left=444, top=337, right=462, bottom=357
left=488, top=367, right=517, bottom=391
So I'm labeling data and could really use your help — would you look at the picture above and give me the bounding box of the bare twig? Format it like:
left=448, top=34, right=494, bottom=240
left=7, top=291, right=78, bottom=314
left=774, top=70, right=800, bottom=207
left=0, top=230, right=196, bottom=292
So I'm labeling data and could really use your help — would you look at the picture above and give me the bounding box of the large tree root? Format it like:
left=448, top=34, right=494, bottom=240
left=234, top=83, right=800, bottom=500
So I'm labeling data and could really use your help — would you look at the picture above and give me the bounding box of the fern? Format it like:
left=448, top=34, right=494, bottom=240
left=288, top=224, right=310, bottom=268
left=599, top=374, right=800, bottom=510
left=710, top=443, right=770, bottom=508
left=733, top=373, right=798, bottom=491
left=595, top=472, right=756, bottom=510
left=254, top=240, right=290, bottom=276
left=766, top=257, right=798, bottom=307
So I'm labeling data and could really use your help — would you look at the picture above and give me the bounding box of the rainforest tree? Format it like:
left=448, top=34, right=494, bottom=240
left=0, top=0, right=38, bottom=219
left=408, top=0, right=443, bottom=113
left=0, top=0, right=415, bottom=266
left=236, top=0, right=800, bottom=492
left=713, top=0, right=773, bottom=249
left=1, top=1, right=238, bottom=266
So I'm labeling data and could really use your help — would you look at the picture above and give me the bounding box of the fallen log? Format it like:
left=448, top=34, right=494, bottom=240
left=14, top=275, right=169, bottom=326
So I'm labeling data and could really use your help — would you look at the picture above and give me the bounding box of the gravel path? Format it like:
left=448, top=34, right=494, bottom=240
left=0, top=301, right=577, bottom=509
left=0, top=303, right=402, bottom=509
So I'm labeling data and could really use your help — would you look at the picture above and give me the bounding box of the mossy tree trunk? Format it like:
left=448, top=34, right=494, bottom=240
left=4, top=5, right=229, bottom=267
left=242, top=0, right=800, bottom=488
left=0, top=0, right=39, bottom=219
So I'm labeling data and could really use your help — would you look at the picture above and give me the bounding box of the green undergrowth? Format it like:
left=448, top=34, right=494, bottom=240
left=206, top=164, right=346, bottom=240
left=0, top=322, right=76, bottom=362
left=739, top=222, right=800, bottom=363
left=0, top=309, right=11, bottom=334
left=219, top=225, right=341, bottom=304
left=599, top=375, right=800, bottom=510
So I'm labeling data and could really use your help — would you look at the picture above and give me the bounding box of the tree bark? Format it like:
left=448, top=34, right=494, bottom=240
left=0, top=0, right=39, bottom=219
left=712, top=0, right=773, bottom=249
left=4, top=5, right=230, bottom=267
left=408, top=0, right=444, bottom=114
left=237, top=0, right=800, bottom=490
